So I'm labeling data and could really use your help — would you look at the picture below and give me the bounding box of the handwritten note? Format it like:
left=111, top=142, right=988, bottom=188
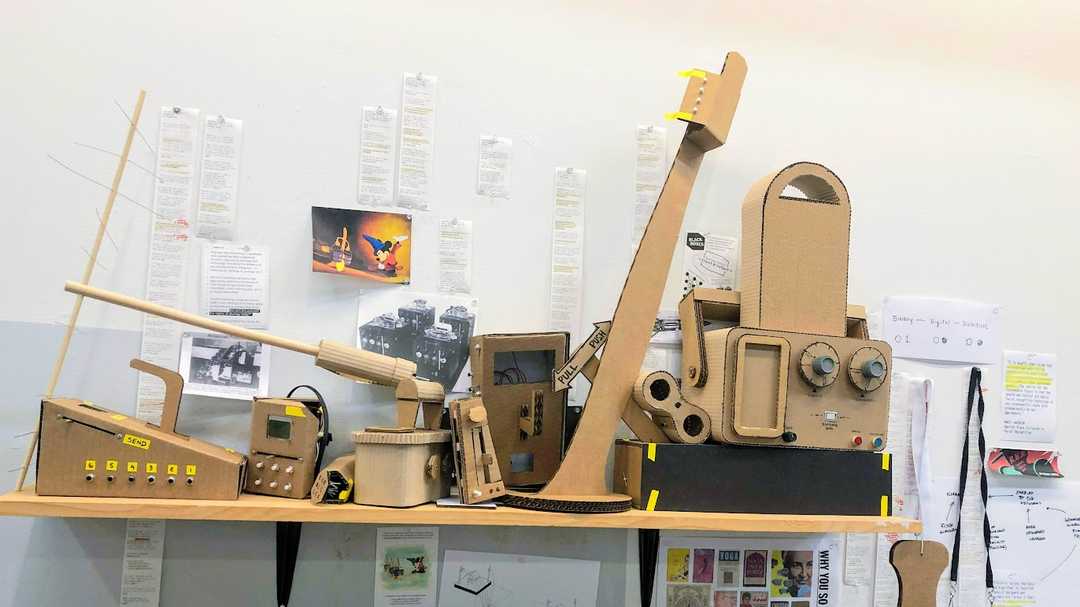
left=1001, top=351, right=1056, bottom=443
left=881, top=296, right=1001, bottom=363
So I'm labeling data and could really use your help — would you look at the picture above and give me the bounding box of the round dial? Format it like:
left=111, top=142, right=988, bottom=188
left=848, top=346, right=888, bottom=392
left=799, top=342, right=840, bottom=388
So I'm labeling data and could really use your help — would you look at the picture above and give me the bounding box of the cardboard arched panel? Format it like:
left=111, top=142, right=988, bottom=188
left=740, top=162, right=852, bottom=337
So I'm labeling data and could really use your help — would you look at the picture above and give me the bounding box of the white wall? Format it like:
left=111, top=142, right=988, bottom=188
left=1, top=1, right=1078, bottom=606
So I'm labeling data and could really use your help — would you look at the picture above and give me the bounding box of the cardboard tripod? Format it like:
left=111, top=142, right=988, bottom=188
left=502, top=52, right=747, bottom=513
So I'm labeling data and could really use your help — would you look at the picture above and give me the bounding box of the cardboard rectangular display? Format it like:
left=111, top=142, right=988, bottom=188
left=613, top=439, right=892, bottom=516
left=469, top=332, right=569, bottom=487
left=36, top=360, right=246, bottom=500
left=246, top=397, right=321, bottom=499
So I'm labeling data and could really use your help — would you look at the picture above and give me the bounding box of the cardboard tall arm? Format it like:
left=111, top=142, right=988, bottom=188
left=507, top=54, right=747, bottom=512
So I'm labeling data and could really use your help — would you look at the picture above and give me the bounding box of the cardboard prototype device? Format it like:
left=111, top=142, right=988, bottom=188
left=469, top=332, right=569, bottom=487
left=246, top=387, right=330, bottom=499
left=351, top=428, right=451, bottom=507
left=310, top=454, right=355, bottom=504
left=449, top=397, right=506, bottom=504
left=36, top=359, right=246, bottom=500
left=613, top=439, right=892, bottom=516
left=679, top=162, right=892, bottom=451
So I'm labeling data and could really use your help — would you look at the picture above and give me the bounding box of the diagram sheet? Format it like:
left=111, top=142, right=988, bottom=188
left=438, top=550, right=599, bottom=607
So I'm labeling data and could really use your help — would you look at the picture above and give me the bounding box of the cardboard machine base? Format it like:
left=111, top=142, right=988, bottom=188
left=614, top=439, right=892, bottom=516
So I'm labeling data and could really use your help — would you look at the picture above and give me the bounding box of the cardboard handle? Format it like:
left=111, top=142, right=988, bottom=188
left=732, top=335, right=790, bottom=438
left=770, top=168, right=844, bottom=204
left=129, top=359, right=185, bottom=436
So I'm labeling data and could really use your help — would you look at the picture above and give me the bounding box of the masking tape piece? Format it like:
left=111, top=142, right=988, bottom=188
left=882, top=452, right=891, bottom=471
left=110, top=414, right=127, bottom=421
left=646, top=489, right=660, bottom=511
left=167, top=464, right=178, bottom=475
left=186, top=464, right=197, bottom=476
left=84, top=459, right=96, bottom=471
left=880, top=496, right=889, bottom=517
left=647, top=443, right=657, bottom=462
left=106, top=460, right=118, bottom=472
left=285, top=405, right=306, bottom=418
left=127, top=461, right=138, bottom=473
left=678, top=69, right=707, bottom=79
left=146, top=462, right=157, bottom=474
left=123, top=434, right=151, bottom=450
left=664, top=111, right=693, bottom=122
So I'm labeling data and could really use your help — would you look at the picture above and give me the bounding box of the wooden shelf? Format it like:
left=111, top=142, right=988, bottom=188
left=0, top=489, right=920, bottom=534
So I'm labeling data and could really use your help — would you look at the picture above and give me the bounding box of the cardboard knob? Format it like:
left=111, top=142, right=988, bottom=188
left=425, top=455, right=441, bottom=479
left=862, top=360, right=885, bottom=379
left=467, top=407, right=487, bottom=424
left=812, top=356, right=836, bottom=376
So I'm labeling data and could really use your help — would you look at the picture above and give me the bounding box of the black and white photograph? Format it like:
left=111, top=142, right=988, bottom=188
left=356, top=291, right=479, bottom=392
left=178, top=332, right=271, bottom=400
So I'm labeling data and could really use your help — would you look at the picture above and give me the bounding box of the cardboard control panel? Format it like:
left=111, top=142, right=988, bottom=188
left=246, top=397, right=321, bottom=499
left=679, top=162, right=891, bottom=451
left=36, top=360, right=246, bottom=499
left=684, top=326, right=890, bottom=450
left=449, top=397, right=505, bottom=504
left=469, top=333, right=568, bottom=487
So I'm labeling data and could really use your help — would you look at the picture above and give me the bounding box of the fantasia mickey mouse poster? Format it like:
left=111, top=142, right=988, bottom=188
left=311, top=205, right=412, bottom=284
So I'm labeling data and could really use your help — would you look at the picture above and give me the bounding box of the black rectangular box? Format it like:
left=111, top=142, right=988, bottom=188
left=614, top=439, right=892, bottom=516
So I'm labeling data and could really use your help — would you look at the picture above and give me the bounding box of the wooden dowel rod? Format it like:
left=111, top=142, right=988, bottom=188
left=17, top=90, right=147, bottom=491
left=64, top=281, right=320, bottom=357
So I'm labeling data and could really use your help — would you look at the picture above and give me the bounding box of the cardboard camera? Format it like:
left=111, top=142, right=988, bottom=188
left=679, top=162, right=891, bottom=451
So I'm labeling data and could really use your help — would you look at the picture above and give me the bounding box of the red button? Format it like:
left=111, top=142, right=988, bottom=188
left=852, top=435, right=863, bottom=446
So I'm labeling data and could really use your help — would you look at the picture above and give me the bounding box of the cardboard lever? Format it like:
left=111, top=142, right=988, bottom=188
left=129, top=358, right=185, bottom=436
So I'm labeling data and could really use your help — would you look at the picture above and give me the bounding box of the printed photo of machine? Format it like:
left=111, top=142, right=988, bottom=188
left=358, top=296, right=476, bottom=390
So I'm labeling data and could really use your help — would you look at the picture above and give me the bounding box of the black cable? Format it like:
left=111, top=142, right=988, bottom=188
left=950, top=368, right=994, bottom=602
left=276, top=385, right=333, bottom=607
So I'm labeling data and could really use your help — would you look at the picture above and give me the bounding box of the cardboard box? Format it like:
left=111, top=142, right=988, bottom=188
left=614, top=439, right=892, bottom=515
left=469, top=332, right=569, bottom=487
left=352, top=428, right=451, bottom=507
left=37, top=398, right=246, bottom=500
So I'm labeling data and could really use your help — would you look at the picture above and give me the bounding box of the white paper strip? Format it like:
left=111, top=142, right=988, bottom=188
left=358, top=105, right=398, bottom=207
left=137, top=106, right=199, bottom=423
left=396, top=73, right=437, bottom=210
left=194, top=114, right=242, bottom=240
left=632, top=124, right=666, bottom=252
left=476, top=135, right=511, bottom=199
left=549, top=168, right=586, bottom=344
left=438, top=218, right=473, bottom=295
left=120, top=519, right=166, bottom=606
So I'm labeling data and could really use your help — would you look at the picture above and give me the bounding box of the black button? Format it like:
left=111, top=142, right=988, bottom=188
left=781, top=431, right=797, bottom=443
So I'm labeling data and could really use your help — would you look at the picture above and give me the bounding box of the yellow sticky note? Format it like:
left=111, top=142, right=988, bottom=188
left=664, top=111, right=693, bottom=122
left=285, top=405, right=305, bottom=418
left=84, top=459, right=96, bottom=471
left=123, top=434, right=151, bottom=450
left=110, top=414, right=127, bottom=421
left=105, top=460, right=118, bottom=472
left=127, top=461, right=138, bottom=473
left=167, top=464, right=178, bottom=475
left=145, top=462, right=157, bottom=474
left=678, top=68, right=707, bottom=79
left=185, top=464, right=197, bottom=476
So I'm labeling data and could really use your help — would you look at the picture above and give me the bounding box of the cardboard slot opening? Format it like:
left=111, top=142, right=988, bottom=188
left=780, top=175, right=840, bottom=203
left=493, top=349, right=555, bottom=385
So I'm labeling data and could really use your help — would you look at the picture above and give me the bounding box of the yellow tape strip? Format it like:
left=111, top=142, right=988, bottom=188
left=646, top=489, right=660, bottom=511
left=881, top=496, right=889, bottom=517
left=882, top=452, right=891, bottom=471
left=647, top=443, right=657, bottom=462
left=678, top=69, right=707, bottom=79
left=664, top=111, right=693, bottom=122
